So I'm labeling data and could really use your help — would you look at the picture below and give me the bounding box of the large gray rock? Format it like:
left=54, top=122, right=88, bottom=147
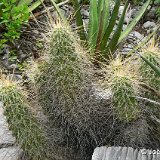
left=143, top=21, right=156, bottom=29
left=0, top=147, right=23, bottom=160
left=0, top=102, right=23, bottom=160
left=92, top=146, right=160, bottom=160
left=0, top=103, right=15, bottom=146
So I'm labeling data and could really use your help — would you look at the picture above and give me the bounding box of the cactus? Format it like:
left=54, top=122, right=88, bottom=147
left=140, top=38, right=160, bottom=89
left=109, top=57, right=140, bottom=122
left=0, top=76, right=46, bottom=160
left=35, top=24, right=96, bottom=158
left=36, top=24, right=90, bottom=126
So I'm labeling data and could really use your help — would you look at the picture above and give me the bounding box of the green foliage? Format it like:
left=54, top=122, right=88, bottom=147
left=0, top=0, right=29, bottom=47
left=70, top=0, right=151, bottom=61
left=0, top=80, right=46, bottom=160
left=0, top=0, right=29, bottom=39
left=0, top=0, right=44, bottom=49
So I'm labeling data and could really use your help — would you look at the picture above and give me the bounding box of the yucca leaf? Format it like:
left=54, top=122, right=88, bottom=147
left=100, top=0, right=121, bottom=51
left=102, top=0, right=110, bottom=37
left=29, top=0, right=44, bottom=12
left=71, top=0, right=86, bottom=41
left=50, top=0, right=66, bottom=22
left=118, top=0, right=151, bottom=43
left=18, top=0, right=32, bottom=6
left=96, top=0, right=110, bottom=53
left=139, top=52, right=160, bottom=76
left=98, top=0, right=110, bottom=40
left=106, top=1, right=129, bottom=54
left=88, top=0, right=98, bottom=50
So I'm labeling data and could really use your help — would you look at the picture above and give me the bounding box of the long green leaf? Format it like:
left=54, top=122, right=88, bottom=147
left=102, top=0, right=110, bottom=37
left=18, top=0, right=32, bottom=6
left=50, top=0, right=65, bottom=22
left=88, top=0, right=98, bottom=50
left=29, top=0, right=44, bottom=12
left=100, top=0, right=121, bottom=51
left=95, top=0, right=110, bottom=52
left=118, top=0, right=151, bottom=43
left=71, top=0, right=86, bottom=41
left=106, top=1, right=129, bottom=54
left=139, top=53, right=160, bottom=76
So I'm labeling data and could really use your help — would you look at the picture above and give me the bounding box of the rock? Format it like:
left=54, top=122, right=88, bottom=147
left=0, top=147, right=23, bottom=160
left=146, top=7, right=157, bottom=20
left=129, top=31, right=144, bottom=41
left=81, top=8, right=89, bottom=18
left=32, top=30, right=39, bottom=34
left=127, top=31, right=144, bottom=46
left=0, top=45, right=10, bottom=56
left=143, top=21, right=156, bottom=29
left=119, top=6, right=125, bottom=15
left=133, top=31, right=144, bottom=40
left=118, top=5, right=132, bottom=24
left=122, top=44, right=134, bottom=54
left=0, top=103, right=23, bottom=159
left=92, top=146, right=160, bottom=160
left=8, top=64, right=18, bottom=70
left=93, top=85, right=112, bottom=104
left=0, top=104, right=16, bottom=146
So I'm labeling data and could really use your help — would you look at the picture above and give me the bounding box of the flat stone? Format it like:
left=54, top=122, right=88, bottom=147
left=112, top=147, right=122, bottom=160
left=120, top=147, right=128, bottom=160
left=92, top=146, right=107, bottom=160
left=138, top=149, right=142, bottom=160
left=152, top=153, right=157, bottom=160
left=126, top=147, right=134, bottom=160
left=0, top=104, right=15, bottom=145
left=0, top=147, right=22, bottom=160
left=133, top=149, right=138, bottom=160
left=143, top=21, right=156, bottom=29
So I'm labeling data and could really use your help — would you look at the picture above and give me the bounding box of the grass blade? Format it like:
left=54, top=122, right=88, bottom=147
left=139, top=52, right=160, bottom=76
left=50, top=0, right=65, bottom=22
left=18, top=0, right=32, bottom=6
left=106, top=1, right=129, bottom=54
left=71, top=0, right=86, bottom=41
left=88, top=0, right=98, bottom=50
left=100, top=0, right=121, bottom=51
left=118, top=0, right=151, bottom=43
left=29, top=0, right=44, bottom=12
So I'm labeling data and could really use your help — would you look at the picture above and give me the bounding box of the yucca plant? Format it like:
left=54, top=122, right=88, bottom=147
left=70, top=0, right=151, bottom=61
left=0, top=76, right=46, bottom=160
left=109, top=57, right=140, bottom=121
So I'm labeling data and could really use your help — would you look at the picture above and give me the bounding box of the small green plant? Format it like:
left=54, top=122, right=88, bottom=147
left=0, top=0, right=44, bottom=48
left=0, top=76, right=46, bottom=160
left=0, top=0, right=29, bottom=43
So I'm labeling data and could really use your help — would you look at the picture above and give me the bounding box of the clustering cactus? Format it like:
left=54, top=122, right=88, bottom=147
left=0, top=76, right=46, bottom=160
left=109, top=57, right=140, bottom=122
